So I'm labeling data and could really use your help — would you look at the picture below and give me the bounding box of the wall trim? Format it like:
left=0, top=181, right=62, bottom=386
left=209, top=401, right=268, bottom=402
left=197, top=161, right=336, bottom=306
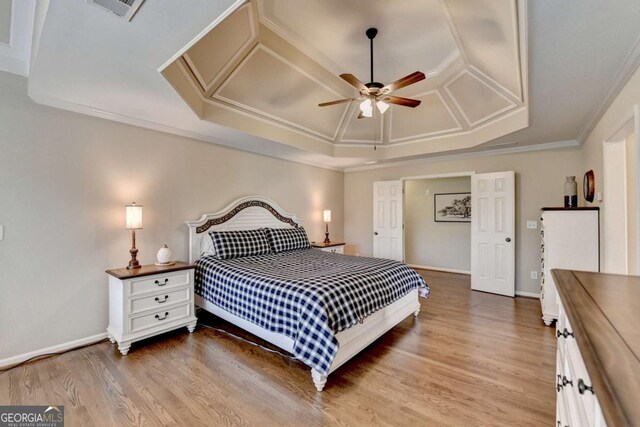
left=515, top=290, right=540, bottom=299
left=345, top=139, right=580, bottom=173
left=0, top=332, right=107, bottom=370
left=408, top=264, right=471, bottom=275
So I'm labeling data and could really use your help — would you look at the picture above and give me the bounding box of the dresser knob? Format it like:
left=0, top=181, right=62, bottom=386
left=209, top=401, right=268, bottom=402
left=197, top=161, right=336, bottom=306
left=562, top=376, right=573, bottom=387
left=556, top=375, right=563, bottom=392
left=578, top=379, right=594, bottom=395
left=155, top=278, right=169, bottom=286
left=556, top=328, right=575, bottom=339
left=155, top=295, right=169, bottom=304
left=155, top=312, right=169, bottom=321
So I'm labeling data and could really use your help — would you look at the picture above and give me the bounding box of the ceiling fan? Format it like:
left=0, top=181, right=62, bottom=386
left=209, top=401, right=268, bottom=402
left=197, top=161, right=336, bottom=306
left=319, top=28, right=425, bottom=119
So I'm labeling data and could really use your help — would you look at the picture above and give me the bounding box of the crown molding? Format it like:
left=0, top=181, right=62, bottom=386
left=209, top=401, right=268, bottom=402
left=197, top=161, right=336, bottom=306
left=577, top=32, right=640, bottom=143
left=344, top=139, right=579, bottom=173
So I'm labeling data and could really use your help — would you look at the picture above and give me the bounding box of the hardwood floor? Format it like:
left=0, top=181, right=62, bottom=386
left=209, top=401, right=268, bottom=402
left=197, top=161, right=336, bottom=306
left=0, top=270, right=556, bottom=426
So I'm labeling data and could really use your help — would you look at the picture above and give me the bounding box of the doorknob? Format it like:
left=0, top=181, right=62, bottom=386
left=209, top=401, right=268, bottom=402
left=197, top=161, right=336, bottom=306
left=374, top=232, right=378, bottom=235
left=506, top=237, right=511, bottom=242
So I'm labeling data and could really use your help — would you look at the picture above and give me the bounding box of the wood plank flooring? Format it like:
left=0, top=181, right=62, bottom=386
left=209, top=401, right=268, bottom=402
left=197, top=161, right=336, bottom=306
left=0, top=270, right=557, bottom=426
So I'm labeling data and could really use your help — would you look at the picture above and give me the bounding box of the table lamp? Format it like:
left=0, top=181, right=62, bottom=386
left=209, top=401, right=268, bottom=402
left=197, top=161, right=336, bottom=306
left=125, top=202, right=143, bottom=269
left=323, top=209, right=331, bottom=244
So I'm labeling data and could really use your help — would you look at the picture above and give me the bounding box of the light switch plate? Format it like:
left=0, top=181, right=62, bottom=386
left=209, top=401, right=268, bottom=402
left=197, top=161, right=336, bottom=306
left=531, top=271, right=538, bottom=280
left=526, top=220, right=538, bottom=229
left=425, top=189, right=430, bottom=196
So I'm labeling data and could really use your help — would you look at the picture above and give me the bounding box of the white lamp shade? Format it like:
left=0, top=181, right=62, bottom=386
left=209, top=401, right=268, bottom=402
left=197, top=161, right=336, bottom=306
left=125, top=203, right=143, bottom=229
left=323, top=209, right=332, bottom=223
left=376, top=100, right=390, bottom=114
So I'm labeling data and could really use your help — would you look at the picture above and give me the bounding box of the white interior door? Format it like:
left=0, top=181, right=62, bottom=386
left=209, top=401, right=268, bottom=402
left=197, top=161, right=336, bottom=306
left=471, top=171, right=515, bottom=297
left=373, top=181, right=404, bottom=261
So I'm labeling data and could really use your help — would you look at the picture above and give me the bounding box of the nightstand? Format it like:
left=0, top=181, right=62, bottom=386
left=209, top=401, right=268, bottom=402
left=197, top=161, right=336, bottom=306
left=312, top=242, right=346, bottom=254
left=106, top=262, right=197, bottom=355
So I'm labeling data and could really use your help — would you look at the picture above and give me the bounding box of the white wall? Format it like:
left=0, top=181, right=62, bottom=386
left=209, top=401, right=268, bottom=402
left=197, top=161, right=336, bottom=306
left=345, top=148, right=583, bottom=295
left=580, top=64, right=640, bottom=274
left=0, top=71, right=344, bottom=361
left=405, top=177, right=471, bottom=272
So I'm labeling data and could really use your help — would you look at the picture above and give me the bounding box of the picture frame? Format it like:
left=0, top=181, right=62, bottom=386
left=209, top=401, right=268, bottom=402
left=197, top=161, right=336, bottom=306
left=434, top=192, right=471, bottom=222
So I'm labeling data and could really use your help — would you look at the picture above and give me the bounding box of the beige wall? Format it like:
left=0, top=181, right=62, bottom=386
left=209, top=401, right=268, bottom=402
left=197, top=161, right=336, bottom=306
left=0, top=71, right=344, bottom=361
left=345, top=148, right=583, bottom=295
left=580, top=65, right=640, bottom=274
left=405, top=177, right=471, bottom=272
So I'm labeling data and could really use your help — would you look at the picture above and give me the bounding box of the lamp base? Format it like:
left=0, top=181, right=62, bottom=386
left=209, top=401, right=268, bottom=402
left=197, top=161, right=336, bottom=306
left=324, top=232, right=331, bottom=244
left=127, top=246, right=141, bottom=270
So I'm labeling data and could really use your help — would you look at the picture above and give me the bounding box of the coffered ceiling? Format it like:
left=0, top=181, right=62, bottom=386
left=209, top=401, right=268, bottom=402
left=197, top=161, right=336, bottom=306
left=162, top=0, right=528, bottom=161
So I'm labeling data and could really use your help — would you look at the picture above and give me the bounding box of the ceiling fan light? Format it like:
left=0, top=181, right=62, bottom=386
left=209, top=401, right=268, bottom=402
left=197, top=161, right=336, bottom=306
left=362, top=108, right=373, bottom=118
left=376, top=100, right=390, bottom=114
left=359, top=98, right=372, bottom=113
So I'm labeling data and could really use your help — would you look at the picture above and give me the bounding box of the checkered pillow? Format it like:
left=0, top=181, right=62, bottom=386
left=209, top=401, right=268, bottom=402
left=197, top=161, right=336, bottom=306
left=209, top=229, right=271, bottom=259
left=264, top=227, right=311, bottom=253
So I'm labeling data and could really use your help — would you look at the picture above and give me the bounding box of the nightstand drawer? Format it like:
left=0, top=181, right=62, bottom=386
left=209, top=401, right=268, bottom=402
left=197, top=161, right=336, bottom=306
left=130, top=271, right=190, bottom=296
left=130, top=287, right=190, bottom=315
left=130, top=303, right=191, bottom=333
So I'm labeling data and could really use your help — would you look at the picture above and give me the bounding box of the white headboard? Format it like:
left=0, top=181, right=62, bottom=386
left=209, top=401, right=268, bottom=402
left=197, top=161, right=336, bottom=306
left=185, top=195, right=303, bottom=263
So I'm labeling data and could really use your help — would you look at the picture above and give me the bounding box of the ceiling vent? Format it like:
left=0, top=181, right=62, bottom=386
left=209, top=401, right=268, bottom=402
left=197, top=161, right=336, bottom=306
left=86, top=0, right=146, bottom=21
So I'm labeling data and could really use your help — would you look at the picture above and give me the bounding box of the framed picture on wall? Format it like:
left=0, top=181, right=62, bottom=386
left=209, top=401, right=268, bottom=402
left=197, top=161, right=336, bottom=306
left=434, top=193, right=471, bottom=222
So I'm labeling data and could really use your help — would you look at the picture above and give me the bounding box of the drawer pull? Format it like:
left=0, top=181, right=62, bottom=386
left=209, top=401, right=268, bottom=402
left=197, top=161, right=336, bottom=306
left=155, top=312, right=169, bottom=321
left=556, top=375, right=563, bottom=392
left=562, top=376, right=573, bottom=387
left=155, top=295, right=169, bottom=304
left=578, top=379, right=594, bottom=395
left=155, top=278, right=169, bottom=287
left=556, top=328, right=575, bottom=339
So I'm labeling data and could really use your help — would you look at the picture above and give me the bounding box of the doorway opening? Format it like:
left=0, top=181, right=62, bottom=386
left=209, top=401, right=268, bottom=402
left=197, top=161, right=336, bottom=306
left=602, top=112, right=638, bottom=274
left=403, top=175, right=472, bottom=275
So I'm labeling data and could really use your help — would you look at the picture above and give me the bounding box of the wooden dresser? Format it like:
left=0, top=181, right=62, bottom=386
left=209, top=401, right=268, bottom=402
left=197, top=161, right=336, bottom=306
left=552, top=269, right=640, bottom=427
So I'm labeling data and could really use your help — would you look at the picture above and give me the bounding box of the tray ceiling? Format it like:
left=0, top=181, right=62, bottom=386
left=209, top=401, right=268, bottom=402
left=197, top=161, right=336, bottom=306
left=162, top=0, right=528, bottom=161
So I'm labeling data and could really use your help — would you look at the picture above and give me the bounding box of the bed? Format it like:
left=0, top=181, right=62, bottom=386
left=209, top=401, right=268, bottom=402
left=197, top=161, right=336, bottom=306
left=186, top=196, right=429, bottom=391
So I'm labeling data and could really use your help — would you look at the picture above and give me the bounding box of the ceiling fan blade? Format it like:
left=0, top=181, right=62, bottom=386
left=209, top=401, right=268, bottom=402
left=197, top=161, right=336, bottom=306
left=318, top=98, right=355, bottom=107
left=357, top=111, right=366, bottom=119
left=340, top=74, right=368, bottom=93
left=380, top=71, right=426, bottom=94
left=383, top=96, right=421, bottom=108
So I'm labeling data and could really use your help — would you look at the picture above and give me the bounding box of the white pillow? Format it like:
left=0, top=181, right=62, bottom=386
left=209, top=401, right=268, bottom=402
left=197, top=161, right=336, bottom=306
left=200, top=233, right=216, bottom=257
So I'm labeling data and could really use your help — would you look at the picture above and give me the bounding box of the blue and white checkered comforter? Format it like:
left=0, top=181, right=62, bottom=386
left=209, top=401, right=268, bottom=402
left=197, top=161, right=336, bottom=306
left=195, top=248, right=429, bottom=375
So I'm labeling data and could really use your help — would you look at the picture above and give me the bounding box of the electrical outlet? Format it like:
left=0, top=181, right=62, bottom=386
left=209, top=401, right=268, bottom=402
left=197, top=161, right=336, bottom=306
left=526, top=220, right=538, bottom=230
left=531, top=271, right=538, bottom=280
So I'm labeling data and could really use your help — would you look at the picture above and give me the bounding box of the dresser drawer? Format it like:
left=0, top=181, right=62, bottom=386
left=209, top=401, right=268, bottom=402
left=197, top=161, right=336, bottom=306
left=129, top=287, right=191, bottom=315
left=129, top=271, right=190, bottom=296
left=130, top=304, right=191, bottom=333
left=317, top=245, right=344, bottom=254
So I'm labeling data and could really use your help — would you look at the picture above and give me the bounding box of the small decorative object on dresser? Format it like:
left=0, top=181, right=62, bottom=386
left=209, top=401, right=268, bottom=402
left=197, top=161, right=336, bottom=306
left=583, top=170, right=595, bottom=203
left=323, top=209, right=332, bottom=243
left=312, top=241, right=345, bottom=254
left=155, top=244, right=174, bottom=266
left=106, top=262, right=197, bottom=355
left=564, top=176, right=578, bottom=208
left=125, top=202, right=143, bottom=269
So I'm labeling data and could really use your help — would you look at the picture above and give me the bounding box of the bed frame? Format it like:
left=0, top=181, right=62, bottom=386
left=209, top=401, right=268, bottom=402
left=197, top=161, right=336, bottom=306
left=186, top=195, right=420, bottom=391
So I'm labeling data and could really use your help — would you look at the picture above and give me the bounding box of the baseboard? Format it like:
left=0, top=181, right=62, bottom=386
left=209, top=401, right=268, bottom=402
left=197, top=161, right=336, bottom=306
left=0, top=332, right=108, bottom=370
left=408, top=264, right=471, bottom=275
left=515, top=291, right=541, bottom=299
